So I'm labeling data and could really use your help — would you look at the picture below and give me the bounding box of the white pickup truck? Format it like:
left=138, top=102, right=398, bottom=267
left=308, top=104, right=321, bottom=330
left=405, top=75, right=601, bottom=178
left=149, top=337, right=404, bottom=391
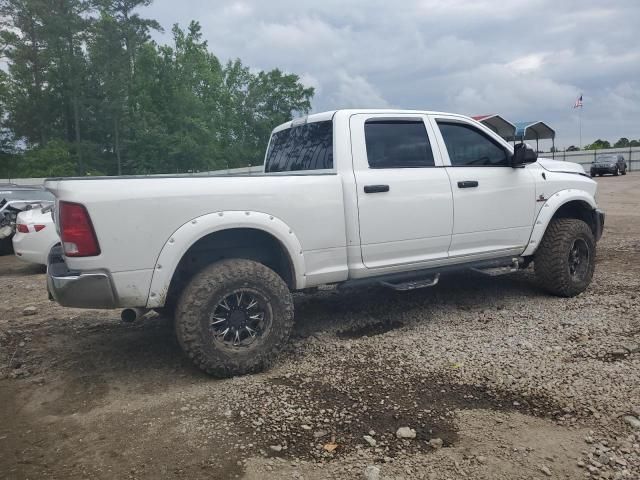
left=45, top=109, right=604, bottom=377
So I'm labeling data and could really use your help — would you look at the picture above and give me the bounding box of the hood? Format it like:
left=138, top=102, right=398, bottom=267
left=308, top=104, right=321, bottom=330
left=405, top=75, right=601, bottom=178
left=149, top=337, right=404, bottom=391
left=536, top=158, right=587, bottom=176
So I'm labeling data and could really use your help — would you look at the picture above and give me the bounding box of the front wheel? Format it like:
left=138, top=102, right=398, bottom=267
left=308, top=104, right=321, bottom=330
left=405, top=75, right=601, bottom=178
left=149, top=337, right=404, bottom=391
left=175, top=259, right=294, bottom=377
left=534, top=218, right=596, bottom=297
left=613, top=167, right=619, bottom=176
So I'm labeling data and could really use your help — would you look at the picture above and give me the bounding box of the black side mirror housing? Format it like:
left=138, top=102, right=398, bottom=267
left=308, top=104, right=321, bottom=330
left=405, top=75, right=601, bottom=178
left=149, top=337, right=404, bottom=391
left=512, top=143, right=538, bottom=167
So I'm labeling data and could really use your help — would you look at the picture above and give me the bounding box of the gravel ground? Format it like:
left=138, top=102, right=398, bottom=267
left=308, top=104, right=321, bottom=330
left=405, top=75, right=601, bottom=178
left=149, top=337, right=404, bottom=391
left=1, top=173, right=639, bottom=480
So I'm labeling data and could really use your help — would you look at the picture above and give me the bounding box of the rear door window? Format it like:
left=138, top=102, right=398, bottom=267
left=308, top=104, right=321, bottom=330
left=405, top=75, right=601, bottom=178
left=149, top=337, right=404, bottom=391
left=364, top=120, right=435, bottom=168
left=265, top=121, right=333, bottom=173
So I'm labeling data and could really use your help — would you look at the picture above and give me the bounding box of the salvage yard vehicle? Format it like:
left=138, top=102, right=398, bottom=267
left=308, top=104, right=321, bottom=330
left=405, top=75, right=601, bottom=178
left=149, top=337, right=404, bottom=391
left=13, top=206, right=59, bottom=266
left=44, top=109, right=605, bottom=377
left=590, top=154, right=627, bottom=177
left=0, top=185, right=54, bottom=255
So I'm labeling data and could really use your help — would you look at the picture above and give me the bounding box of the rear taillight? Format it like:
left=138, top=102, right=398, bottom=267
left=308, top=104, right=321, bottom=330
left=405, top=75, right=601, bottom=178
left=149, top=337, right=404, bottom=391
left=16, top=224, right=46, bottom=233
left=59, top=201, right=100, bottom=257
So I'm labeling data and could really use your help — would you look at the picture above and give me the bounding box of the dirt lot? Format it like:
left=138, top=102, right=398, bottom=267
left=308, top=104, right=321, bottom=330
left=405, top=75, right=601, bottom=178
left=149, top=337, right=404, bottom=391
left=1, top=174, right=639, bottom=480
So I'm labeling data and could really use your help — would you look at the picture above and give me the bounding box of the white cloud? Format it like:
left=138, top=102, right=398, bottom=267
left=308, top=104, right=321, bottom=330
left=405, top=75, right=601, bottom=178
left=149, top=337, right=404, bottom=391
left=507, top=53, right=546, bottom=72
left=298, top=72, right=322, bottom=96
left=328, top=71, right=391, bottom=109
left=147, top=0, right=640, bottom=146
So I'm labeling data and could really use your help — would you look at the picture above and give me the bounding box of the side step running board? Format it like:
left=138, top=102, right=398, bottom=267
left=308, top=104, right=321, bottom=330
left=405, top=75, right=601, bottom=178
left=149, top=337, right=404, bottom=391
left=337, top=256, right=524, bottom=292
left=380, top=273, right=440, bottom=291
left=470, top=258, right=520, bottom=277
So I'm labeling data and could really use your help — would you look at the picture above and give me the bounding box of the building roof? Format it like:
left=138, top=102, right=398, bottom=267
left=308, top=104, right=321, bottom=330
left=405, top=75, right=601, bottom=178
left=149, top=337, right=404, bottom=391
left=510, top=121, right=555, bottom=141
left=471, top=114, right=517, bottom=139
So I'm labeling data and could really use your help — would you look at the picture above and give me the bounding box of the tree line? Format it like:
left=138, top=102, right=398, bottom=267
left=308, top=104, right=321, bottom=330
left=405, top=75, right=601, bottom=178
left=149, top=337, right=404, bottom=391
left=564, top=138, right=640, bottom=152
left=0, top=0, right=314, bottom=178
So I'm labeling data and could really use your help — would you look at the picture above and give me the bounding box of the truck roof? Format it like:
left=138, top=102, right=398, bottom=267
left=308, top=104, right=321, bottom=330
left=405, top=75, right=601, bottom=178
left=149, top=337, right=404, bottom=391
left=272, top=109, right=470, bottom=133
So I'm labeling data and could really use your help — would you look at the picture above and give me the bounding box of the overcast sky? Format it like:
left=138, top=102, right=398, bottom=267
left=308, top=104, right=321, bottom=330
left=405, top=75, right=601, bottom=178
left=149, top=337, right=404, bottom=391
left=146, top=0, right=640, bottom=149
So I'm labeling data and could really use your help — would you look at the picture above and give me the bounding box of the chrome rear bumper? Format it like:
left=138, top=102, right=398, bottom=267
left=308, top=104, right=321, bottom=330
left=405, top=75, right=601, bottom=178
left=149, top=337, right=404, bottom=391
left=47, top=245, right=117, bottom=309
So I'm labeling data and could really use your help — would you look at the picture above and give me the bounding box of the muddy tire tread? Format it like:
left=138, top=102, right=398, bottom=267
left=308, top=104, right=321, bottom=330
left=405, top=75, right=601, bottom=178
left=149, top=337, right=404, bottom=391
left=175, top=259, right=294, bottom=377
left=534, top=218, right=595, bottom=297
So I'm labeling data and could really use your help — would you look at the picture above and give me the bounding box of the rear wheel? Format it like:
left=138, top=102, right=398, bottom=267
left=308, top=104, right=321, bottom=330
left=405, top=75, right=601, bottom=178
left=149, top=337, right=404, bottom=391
left=534, top=218, right=596, bottom=297
left=175, top=259, right=294, bottom=377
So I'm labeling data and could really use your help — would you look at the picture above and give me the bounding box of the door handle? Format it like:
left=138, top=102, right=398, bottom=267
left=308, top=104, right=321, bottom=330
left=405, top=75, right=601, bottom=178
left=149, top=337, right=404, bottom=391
left=457, top=181, right=479, bottom=188
left=364, top=184, right=390, bottom=193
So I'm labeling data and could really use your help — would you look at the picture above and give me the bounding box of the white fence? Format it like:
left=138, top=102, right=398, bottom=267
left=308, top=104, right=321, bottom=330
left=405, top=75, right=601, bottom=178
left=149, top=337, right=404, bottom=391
left=544, top=146, right=640, bottom=172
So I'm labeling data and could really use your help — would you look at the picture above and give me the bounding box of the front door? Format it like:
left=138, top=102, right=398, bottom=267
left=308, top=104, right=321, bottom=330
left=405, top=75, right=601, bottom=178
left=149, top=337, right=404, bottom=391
left=350, top=113, right=453, bottom=269
left=428, top=115, right=536, bottom=258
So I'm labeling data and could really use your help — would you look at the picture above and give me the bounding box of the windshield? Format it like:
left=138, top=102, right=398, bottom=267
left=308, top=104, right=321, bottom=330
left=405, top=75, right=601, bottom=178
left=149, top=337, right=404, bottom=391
left=264, top=121, right=333, bottom=173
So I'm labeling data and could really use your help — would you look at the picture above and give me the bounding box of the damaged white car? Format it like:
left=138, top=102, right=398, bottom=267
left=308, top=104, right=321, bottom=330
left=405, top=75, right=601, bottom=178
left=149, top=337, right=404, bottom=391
left=13, top=205, right=59, bottom=266
left=0, top=185, right=54, bottom=254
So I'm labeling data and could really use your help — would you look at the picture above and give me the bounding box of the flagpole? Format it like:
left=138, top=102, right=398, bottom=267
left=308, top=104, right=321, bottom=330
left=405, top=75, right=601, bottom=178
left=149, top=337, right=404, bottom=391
left=579, top=105, right=582, bottom=149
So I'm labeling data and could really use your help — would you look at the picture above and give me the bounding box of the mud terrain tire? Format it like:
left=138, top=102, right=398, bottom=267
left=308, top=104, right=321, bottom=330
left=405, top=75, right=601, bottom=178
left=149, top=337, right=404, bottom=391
left=175, top=259, right=294, bottom=377
left=534, top=218, right=596, bottom=297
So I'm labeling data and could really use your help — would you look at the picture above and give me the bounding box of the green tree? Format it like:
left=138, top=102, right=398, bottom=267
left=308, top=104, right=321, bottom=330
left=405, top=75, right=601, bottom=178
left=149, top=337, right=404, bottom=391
left=0, top=0, right=52, bottom=145
left=584, top=139, right=611, bottom=150
left=630, top=140, right=640, bottom=147
left=44, top=0, right=94, bottom=174
left=241, top=68, right=314, bottom=164
left=613, top=137, right=630, bottom=148
left=89, top=0, right=160, bottom=174
left=11, top=139, right=76, bottom=177
left=0, top=2, right=315, bottom=177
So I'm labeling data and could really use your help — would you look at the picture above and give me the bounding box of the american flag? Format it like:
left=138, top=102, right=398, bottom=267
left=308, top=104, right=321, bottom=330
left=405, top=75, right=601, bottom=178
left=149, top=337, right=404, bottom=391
left=573, top=94, right=583, bottom=108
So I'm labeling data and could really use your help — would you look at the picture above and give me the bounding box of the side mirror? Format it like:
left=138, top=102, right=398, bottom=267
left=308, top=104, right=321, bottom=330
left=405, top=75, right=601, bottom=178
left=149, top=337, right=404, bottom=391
left=512, top=143, right=537, bottom=167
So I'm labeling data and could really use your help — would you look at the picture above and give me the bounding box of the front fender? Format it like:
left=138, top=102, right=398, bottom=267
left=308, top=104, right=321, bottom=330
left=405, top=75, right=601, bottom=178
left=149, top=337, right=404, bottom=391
left=145, top=211, right=306, bottom=308
left=522, top=189, right=597, bottom=257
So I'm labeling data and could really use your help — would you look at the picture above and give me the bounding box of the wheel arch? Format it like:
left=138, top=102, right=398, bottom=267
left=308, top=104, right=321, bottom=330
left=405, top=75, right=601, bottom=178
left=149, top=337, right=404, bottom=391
left=522, top=190, right=598, bottom=257
left=145, top=211, right=306, bottom=309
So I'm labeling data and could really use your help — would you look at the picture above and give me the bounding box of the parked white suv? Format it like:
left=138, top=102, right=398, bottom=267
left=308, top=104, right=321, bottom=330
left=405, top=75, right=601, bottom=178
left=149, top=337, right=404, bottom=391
left=45, top=109, right=604, bottom=377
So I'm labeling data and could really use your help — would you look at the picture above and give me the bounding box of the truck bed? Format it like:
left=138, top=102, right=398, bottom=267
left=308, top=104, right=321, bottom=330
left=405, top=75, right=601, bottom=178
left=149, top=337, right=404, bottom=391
left=45, top=174, right=348, bottom=305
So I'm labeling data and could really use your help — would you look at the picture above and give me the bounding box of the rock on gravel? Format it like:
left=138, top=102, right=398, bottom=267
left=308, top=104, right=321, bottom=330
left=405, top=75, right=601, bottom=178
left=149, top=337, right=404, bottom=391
left=22, top=306, right=38, bottom=316
left=623, top=416, right=640, bottom=430
left=428, top=438, right=443, bottom=449
left=363, top=435, right=377, bottom=447
left=364, top=465, right=381, bottom=480
left=539, top=465, right=552, bottom=476
left=396, top=427, right=416, bottom=439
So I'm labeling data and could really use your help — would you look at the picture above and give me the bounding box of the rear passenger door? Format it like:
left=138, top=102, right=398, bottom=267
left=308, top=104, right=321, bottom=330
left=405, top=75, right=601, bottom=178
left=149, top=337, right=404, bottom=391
left=428, top=115, right=536, bottom=258
left=350, top=114, right=453, bottom=269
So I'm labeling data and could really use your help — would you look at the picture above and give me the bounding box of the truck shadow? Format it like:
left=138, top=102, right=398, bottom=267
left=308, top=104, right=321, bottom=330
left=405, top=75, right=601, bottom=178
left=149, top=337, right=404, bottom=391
left=3, top=270, right=542, bottom=392
left=293, top=270, right=541, bottom=339
left=0, top=259, right=46, bottom=276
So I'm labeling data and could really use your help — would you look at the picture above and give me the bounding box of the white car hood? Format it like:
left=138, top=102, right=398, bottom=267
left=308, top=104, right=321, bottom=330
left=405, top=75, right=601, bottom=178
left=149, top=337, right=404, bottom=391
left=537, top=158, right=587, bottom=175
